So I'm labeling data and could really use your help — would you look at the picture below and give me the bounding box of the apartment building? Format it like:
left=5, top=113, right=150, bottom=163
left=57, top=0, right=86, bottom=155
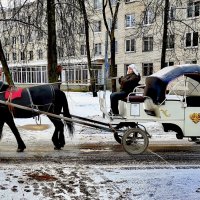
left=93, top=0, right=200, bottom=80
left=0, top=0, right=200, bottom=88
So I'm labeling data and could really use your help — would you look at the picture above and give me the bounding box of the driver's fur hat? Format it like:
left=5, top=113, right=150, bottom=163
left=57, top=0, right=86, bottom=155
left=128, top=64, right=139, bottom=76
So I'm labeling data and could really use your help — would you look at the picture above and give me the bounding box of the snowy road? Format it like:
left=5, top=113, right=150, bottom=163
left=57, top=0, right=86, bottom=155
left=1, top=161, right=200, bottom=200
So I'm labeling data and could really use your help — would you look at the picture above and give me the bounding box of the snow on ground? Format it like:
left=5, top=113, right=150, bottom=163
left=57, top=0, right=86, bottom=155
left=0, top=91, right=200, bottom=200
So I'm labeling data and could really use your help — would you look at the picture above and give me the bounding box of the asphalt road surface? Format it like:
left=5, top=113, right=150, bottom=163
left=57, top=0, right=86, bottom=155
left=1, top=141, right=200, bottom=165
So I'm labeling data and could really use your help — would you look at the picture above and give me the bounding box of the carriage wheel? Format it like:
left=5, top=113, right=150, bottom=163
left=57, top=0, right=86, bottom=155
left=122, top=128, right=149, bottom=155
left=114, top=122, right=136, bottom=144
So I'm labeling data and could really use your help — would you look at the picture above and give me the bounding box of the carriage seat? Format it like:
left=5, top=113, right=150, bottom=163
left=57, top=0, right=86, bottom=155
left=124, top=95, right=146, bottom=103
left=185, top=96, right=200, bottom=107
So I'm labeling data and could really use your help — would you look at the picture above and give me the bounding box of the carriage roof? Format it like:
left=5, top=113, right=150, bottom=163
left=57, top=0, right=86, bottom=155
left=147, top=64, right=200, bottom=83
left=143, top=64, right=200, bottom=104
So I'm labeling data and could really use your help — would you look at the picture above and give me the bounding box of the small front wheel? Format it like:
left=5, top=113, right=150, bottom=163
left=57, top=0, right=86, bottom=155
left=122, top=128, right=149, bottom=155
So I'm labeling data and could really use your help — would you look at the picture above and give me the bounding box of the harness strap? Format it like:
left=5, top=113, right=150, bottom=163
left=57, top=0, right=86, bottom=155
left=49, top=84, right=56, bottom=103
left=0, top=82, right=3, bottom=91
left=26, top=87, right=42, bottom=124
left=26, top=88, right=34, bottom=109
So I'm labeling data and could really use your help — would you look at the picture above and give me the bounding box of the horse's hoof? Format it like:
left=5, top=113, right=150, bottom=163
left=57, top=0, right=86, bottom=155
left=17, top=148, right=25, bottom=152
left=54, top=146, right=61, bottom=150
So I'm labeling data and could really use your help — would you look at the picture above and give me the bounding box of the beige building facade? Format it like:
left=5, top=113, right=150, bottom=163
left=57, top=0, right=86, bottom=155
left=91, top=0, right=200, bottom=82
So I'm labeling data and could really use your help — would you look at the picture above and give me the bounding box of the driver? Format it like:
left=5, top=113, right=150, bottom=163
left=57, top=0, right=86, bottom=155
left=109, top=64, right=141, bottom=116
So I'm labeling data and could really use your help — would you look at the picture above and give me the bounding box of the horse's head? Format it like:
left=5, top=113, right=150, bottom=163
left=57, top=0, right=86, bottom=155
left=0, top=81, right=9, bottom=92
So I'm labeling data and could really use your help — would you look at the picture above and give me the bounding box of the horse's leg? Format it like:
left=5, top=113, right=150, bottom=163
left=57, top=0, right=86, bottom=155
left=5, top=114, right=26, bottom=152
left=48, top=117, right=65, bottom=150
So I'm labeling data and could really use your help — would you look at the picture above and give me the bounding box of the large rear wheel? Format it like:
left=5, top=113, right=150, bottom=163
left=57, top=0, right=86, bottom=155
left=122, top=128, right=149, bottom=154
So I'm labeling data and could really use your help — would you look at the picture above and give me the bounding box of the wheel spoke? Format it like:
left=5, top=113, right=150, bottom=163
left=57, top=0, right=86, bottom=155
left=122, top=128, right=149, bottom=154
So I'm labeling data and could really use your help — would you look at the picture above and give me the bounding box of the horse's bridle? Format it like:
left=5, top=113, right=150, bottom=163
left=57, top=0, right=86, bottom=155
left=0, top=82, right=4, bottom=91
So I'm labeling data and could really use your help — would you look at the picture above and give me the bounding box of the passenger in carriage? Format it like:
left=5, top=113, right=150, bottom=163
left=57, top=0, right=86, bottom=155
left=109, top=64, right=141, bottom=116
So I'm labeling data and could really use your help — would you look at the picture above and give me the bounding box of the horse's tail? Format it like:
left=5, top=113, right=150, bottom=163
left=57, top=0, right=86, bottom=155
left=62, top=91, right=74, bottom=137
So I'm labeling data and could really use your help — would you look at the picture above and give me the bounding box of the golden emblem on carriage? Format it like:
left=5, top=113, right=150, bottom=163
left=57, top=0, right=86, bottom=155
left=190, top=113, right=200, bottom=124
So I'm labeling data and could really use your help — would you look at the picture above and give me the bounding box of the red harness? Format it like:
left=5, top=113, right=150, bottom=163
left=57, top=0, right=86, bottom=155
left=5, top=88, right=23, bottom=100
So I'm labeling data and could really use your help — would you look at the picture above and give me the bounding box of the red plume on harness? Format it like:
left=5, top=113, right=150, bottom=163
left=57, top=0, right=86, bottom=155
left=4, top=86, right=23, bottom=112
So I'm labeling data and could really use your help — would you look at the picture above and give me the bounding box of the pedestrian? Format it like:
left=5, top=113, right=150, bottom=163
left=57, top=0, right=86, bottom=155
left=109, top=64, right=141, bottom=116
left=56, top=64, right=62, bottom=89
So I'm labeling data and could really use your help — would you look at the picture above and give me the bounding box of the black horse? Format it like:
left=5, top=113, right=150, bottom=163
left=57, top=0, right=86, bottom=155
left=0, top=81, right=74, bottom=152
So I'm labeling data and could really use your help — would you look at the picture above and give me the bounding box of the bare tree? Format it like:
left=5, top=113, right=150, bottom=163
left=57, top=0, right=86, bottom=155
left=0, top=39, right=14, bottom=85
left=78, top=0, right=97, bottom=96
left=161, top=0, right=169, bottom=69
left=102, top=0, right=120, bottom=92
left=47, top=0, right=58, bottom=83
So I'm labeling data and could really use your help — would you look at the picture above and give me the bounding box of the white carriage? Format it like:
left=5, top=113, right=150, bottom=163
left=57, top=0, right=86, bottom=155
left=100, top=64, right=200, bottom=154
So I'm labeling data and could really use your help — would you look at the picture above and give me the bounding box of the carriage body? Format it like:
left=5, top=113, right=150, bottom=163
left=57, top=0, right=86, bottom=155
left=116, top=64, right=200, bottom=138
left=101, top=64, right=200, bottom=154
left=118, top=95, right=200, bottom=138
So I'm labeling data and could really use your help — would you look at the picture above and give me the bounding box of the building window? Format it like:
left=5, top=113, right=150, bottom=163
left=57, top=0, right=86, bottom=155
left=125, top=38, right=135, bottom=52
left=79, top=23, right=85, bottom=34
left=94, top=0, right=102, bottom=9
left=115, top=41, right=118, bottom=53
left=125, top=14, right=135, bottom=28
left=165, top=61, right=174, bottom=67
left=37, top=49, right=43, bottom=60
left=5, top=53, right=9, bottom=61
left=13, top=52, right=17, bottom=61
left=143, top=9, right=154, bottom=25
left=4, top=38, right=10, bottom=46
left=10, top=66, right=47, bottom=84
left=168, top=6, right=176, bottom=20
left=37, top=31, right=43, bottom=40
left=111, top=0, right=117, bottom=5
left=12, top=37, right=16, bottom=45
left=187, top=1, right=200, bottom=18
left=20, top=35, right=24, bottom=44
left=29, top=51, right=33, bottom=60
left=58, top=47, right=64, bottom=58
left=67, top=45, right=75, bottom=56
left=186, top=60, right=197, bottom=64
left=94, top=43, right=102, bottom=55
left=108, top=18, right=118, bottom=29
left=142, top=37, right=153, bottom=51
left=64, top=64, right=103, bottom=85
left=125, top=0, right=135, bottom=3
left=80, top=44, right=87, bottom=56
left=28, top=31, right=33, bottom=43
left=185, top=32, right=198, bottom=47
left=21, top=51, right=25, bottom=60
left=142, top=63, right=153, bottom=76
left=166, top=35, right=174, bottom=49
left=93, top=21, right=101, bottom=32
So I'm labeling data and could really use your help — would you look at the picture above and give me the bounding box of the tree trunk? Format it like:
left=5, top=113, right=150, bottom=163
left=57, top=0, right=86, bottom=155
left=102, top=0, right=120, bottom=92
left=79, top=0, right=97, bottom=97
left=161, top=0, right=169, bottom=69
left=0, top=39, right=14, bottom=86
left=47, top=0, right=58, bottom=83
